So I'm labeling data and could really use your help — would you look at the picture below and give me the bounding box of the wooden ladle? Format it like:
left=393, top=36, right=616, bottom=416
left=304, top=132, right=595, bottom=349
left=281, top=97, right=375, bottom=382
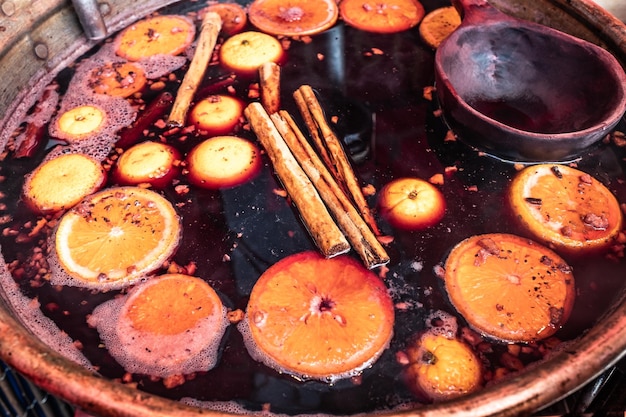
left=435, top=0, right=626, bottom=161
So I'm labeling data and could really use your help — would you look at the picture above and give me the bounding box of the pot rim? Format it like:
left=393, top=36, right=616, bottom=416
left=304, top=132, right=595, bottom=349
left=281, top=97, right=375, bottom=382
left=1, top=284, right=624, bottom=416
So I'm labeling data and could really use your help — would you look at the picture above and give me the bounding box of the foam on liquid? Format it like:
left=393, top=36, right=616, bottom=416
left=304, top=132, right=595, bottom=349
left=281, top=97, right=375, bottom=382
left=87, top=275, right=230, bottom=378
left=41, top=41, right=188, bottom=163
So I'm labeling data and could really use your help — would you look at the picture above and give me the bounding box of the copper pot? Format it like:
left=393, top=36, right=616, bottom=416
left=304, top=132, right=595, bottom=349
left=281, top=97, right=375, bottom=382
left=0, top=0, right=625, bottom=415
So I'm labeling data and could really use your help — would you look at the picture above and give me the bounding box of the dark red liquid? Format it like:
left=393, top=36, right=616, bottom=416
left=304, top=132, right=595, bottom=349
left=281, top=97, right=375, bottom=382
left=0, top=0, right=625, bottom=415
left=468, top=98, right=559, bottom=133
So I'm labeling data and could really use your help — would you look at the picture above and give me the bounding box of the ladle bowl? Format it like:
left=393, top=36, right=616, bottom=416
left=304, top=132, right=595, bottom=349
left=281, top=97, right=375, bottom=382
left=435, top=0, right=626, bottom=162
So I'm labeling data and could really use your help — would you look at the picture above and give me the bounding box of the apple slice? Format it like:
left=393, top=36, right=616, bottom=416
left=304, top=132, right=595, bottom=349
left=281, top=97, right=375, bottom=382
left=189, top=95, right=244, bottom=135
left=55, top=105, right=106, bottom=142
left=186, top=135, right=262, bottom=189
left=220, top=31, right=285, bottom=75
left=113, top=141, right=181, bottom=188
left=23, top=153, right=106, bottom=214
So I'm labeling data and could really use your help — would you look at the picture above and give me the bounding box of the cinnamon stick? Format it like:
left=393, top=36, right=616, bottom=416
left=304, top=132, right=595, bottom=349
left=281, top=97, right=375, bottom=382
left=168, top=12, right=222, bottom=127
left=259, top=62, right=281, bottom=114
left=116, top=91, right=174, bottom=149
left=294, top=85, right=382, bottom=236
left=14, top=85, right=59, bottom=158
left=195, top=73, right=237, bottom=98
left=293, top=89, right=338, bottom=180
left=244, top=102, right=350, bottom=258
left=272, top=111, right=389, bottom=269
left=15, top=123, right=46, bottom=159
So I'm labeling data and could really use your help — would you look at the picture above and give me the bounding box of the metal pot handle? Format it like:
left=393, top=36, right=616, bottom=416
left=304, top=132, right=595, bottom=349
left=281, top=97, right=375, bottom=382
left=71, top=0, right=107, bottom=40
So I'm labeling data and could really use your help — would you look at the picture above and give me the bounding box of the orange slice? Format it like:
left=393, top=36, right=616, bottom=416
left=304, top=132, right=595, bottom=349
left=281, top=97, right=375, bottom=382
left=339, top=0, right=426, bottom=34
left=54, top=186, right=182, bottom=289
left=88, top=274, right=229, bottom=377
left=443, top=233, right=576, bottom=342
left=418, top=6, right=462, bottom=49
left=22, top=153, right=106, bottom=214
left=115, top=15, right=196, bottom=61
left=89, top=62, right=147, bottom=98
left=241, top=251, right=395, bottom=381
left=248, top=0, right=339, bottom=37
left=123, top=274, right=223, bottom=335
left=509, top=164, right=623, bottom=254
left=404, top=333, right=482, bottom=401
left=201, top=3, right=248, bottom=36
left=378, top=177, right=446, bottom=230
left=220, top=31, right=285, bottom=75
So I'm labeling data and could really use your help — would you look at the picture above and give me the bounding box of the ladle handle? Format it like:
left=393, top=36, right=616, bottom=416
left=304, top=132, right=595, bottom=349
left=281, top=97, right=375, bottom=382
left=71, top=0, right=108, bottom=40
left=451, top=0, right=513, bottom=24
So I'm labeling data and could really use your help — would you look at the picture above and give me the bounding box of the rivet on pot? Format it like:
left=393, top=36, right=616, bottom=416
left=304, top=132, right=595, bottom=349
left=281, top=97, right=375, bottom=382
left=1, top=1, right=16, bottom=16
left=34, top=43, right=49, bottom=60
left=98, top=1, right=111, bottom=16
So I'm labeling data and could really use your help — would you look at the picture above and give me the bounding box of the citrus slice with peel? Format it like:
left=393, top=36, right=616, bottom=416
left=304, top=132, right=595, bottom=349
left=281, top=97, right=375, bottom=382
left=89, top=62, right=147, bottom=98
left=419, top=6, right=462, bottom=49
left=509, top=164, right=623, bottom=254
left=115, top=15, right=196, bottom=61
left=88, top=273, right=229, bottom=378
left=444, top=233, right=575, bottom=342
left=54, top=186, right=182, bottom=289
left=241, top=251, right=395, bottom=382
left=248, top=0, right=339, bottom=37
left=339, top=0, right=426, bottom=34
left=201, top=3, right=248, bottom=36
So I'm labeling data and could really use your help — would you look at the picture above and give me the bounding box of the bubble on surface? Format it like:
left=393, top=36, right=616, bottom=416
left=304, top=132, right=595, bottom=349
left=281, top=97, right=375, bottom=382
left=22, top=85, right=59, bottom=127
left=181, top=398, right=254, bottom=414
left=425, top=309, right=458, bottom=338
left=138, top=54, right=187, bottom=79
